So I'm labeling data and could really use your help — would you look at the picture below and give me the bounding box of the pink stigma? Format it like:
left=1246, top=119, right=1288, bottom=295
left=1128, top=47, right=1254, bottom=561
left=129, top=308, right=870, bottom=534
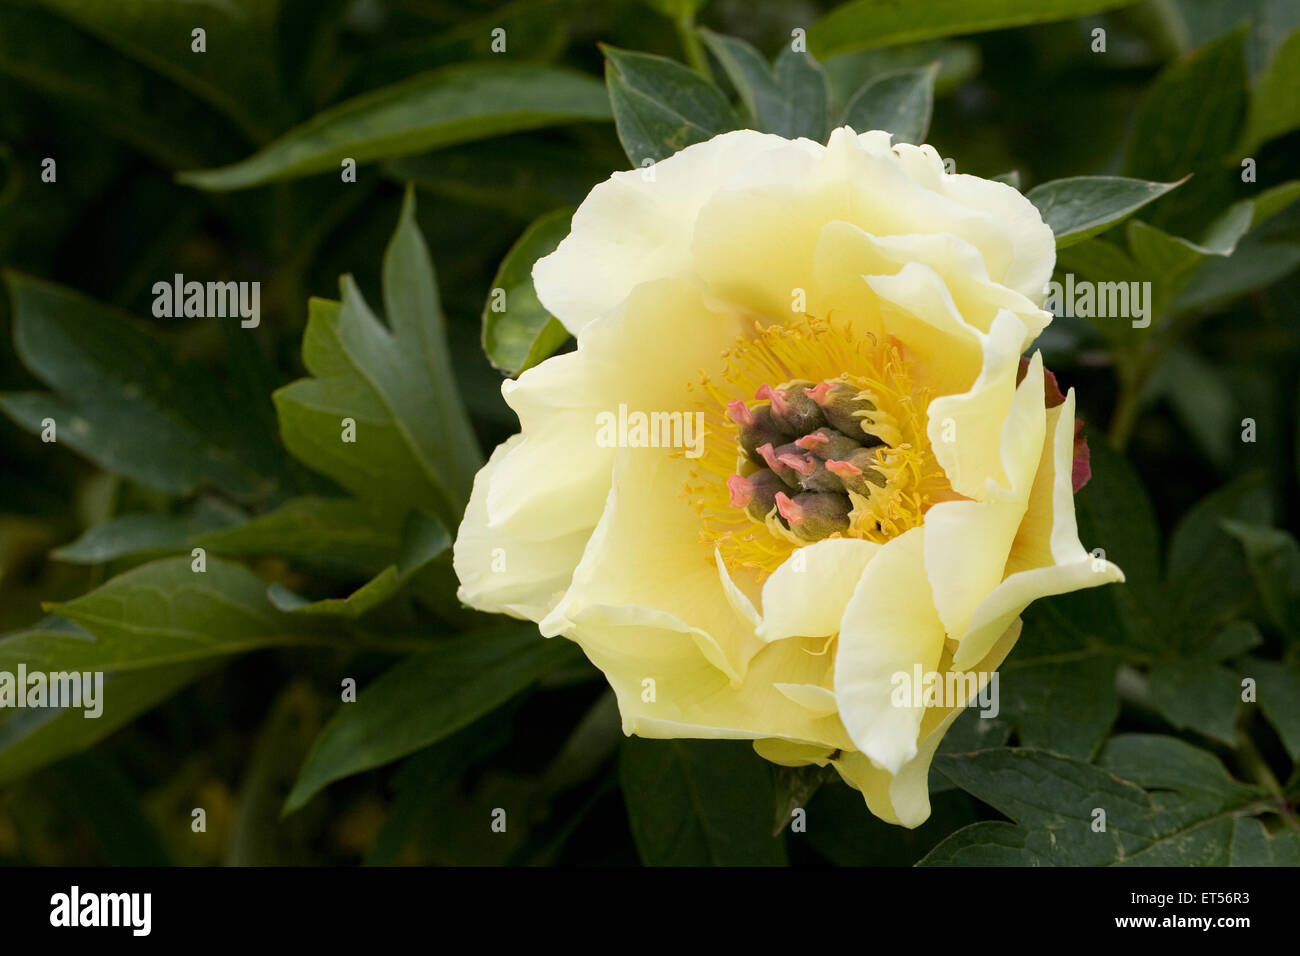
left=726, top=399, right=754, bottom=427
left=795, top=433, right=828, bottom=451
left=803, top=382, right=834, bottom=405
left=825, top=459, right=862, bottom=479
left=756, top=442, right=782, bottom=471
left=755, top=384, right=789, bottom=415
left=774, top=492, right=804, bottom=525
left=778, top=452, right=816, bottom=476
left=727, top=474, right=753, bottom=508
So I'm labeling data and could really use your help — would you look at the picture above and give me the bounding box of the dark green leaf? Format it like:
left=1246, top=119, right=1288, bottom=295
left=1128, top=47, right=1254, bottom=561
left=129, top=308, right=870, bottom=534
left=1237, top=28, right=1300, bottom=154
left=284, top=624, right=576, bottom=813
left=273, top=192, right=481, bottom=528
left=1222, top=521, right=1300, bottom=638
left=771, top=47, right=831, bottom=142
left=195, top=496, right=404, bottom=573
left=620, top=737, right=787, bottom=865
left=1249, top=659, right=1300, bottom=759
left=924, top=741, right=1269, bottom=865
left=841, top=66, right=936, bottom=145
left=30, top=0, right=291, bottom=141
left=52, top=500, right=243, bottom=564
left=482, top=208, right=574, bottom=375
left=1146, top=661, right=1241, bottom=744
left=809, top=0, right=1144, bottom=59
left=0, top=5, right=240, bottom=168
left=1163, top=471, right=1271, bottom=646
left=822, top=41, right=980, bottom=109
left=1, top=274, right=283, bottom=501
left=1124, top=27, right=1247, bottom=183
left=12, top=558, right=319, bottom=672
left=1027, top=176, right=1186, bottom=248
left=180, top=64, right=611, bottom=190
left=0, top=660, right=212, bottom=786
left=602, top=45, right=736, bottom=165
left=267, top=510, right=449, bottom=619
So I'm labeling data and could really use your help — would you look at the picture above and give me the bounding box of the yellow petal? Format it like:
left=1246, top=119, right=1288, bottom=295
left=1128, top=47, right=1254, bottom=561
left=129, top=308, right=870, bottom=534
left=754, top=738, right=835, bottom=766
left=924, top=309, right=1029, bottom=498
left=924, top=352, right=1047, bottom=642
left=953, top=391, right=1125, bottom=668
left=757, top=537, right=878, bottom=643
left=454, top=434, right=591, bottom=620
left=488, top=277, right=740, bottom=541
left=834, top=526, right=946, bottom=774
left=891, top=142, right=1055, bottom=305
left=533, top=129, right=792, bottom=334
left=542, top=448, right=763, bottom=684
left=833, top=618, right=1023, bottom=827
left=563, top=608, right=853, bottom=750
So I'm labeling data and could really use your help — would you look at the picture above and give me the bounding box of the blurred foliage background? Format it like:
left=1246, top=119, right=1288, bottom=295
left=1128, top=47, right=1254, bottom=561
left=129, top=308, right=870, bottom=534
left=1, top=0, right=1298, bottom=866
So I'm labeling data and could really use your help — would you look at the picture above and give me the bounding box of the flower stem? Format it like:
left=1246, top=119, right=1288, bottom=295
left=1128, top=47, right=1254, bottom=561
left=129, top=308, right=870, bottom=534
left=675, top=14, right=710, bottom=76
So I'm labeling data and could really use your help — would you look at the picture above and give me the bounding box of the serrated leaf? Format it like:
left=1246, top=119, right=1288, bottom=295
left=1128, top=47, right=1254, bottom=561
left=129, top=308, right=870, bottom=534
left=602, top=45, right=737, bottom=165
left=808, top=0, right=1143, bottom=58
left=179, top=64, right=611, bottom=190
left=284, top=624, right=576, bottom=813
left=620, top=737, right=787, bottom=865
left=840, top=65, right=935, bottom=146
left=1027, top=176, right=1186, bottom=249
left=482, top=207, right=573, bottom=375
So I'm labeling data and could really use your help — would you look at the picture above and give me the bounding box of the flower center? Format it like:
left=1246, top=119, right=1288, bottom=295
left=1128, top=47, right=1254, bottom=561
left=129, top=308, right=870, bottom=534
left=687, top=315, right=951, bottom=576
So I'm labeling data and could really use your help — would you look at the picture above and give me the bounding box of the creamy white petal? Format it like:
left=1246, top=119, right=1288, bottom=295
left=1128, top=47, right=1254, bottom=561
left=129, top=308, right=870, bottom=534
left=833, top=618, right=1023, bottom=827
left=542, top=448, right=763, bottom=684
left=454, top=435, right=591, bottom=620
left=561, top=607, right=853, bottom=750
left=925, top=309, right=1031, bottom=499
left=834, top=526, right=946, bottom=775
left=757, top=537, right=878, bottom=643
left=925, top=353, right=1047, bottom=643
left=533, top=129, right=793, bottom=334
left=488, top=278, right=741, bottom=541
left=953, top=391, right=1124, bottom=668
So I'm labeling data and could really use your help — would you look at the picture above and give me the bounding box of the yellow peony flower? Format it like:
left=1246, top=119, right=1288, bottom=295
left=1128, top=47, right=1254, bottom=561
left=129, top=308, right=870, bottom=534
left=454, top=127, right=1124, bottom=828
